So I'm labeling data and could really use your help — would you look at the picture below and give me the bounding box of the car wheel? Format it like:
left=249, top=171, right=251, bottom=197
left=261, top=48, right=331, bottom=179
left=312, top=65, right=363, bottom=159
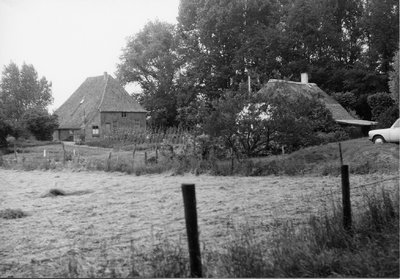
left=373, top=136, right=385, bottom=144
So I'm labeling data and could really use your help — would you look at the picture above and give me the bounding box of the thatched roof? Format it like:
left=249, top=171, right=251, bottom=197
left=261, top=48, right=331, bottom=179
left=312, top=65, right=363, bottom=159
left=55, top=73, right=147, bottom=129
left=257, top=79, right=376, bottom=126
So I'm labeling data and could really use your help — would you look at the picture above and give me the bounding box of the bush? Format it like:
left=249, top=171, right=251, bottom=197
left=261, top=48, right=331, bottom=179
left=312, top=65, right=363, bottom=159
left=367, top=92, right=395, bottom=121
left=21, top=108, right=59, bottom=141
left=375, top=105, right=399, bottom=129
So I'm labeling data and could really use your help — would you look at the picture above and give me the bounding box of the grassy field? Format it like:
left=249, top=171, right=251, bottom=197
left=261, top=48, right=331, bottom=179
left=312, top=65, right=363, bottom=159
left=1, top=137, right=399, bottom=176
left=0, top=137, right=399, bottom=277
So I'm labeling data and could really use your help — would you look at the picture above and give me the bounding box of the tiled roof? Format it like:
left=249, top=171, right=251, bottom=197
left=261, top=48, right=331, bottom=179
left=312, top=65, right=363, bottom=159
left=54, top=73, right=147, bottom=129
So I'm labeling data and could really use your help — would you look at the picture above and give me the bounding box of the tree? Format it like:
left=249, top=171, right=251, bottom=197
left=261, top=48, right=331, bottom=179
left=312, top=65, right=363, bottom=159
left=0, top=62, right=53, bottom=121
left=201, top=84, right=342, bottom=156
left=117, top=20, right=182, bottom=127
left=21, top=108, right=58, bottom=141
left=367, top=92, right=395, bottom=120
left=267, top=92, right=341, bottom=152
left=0, top=112, right=12, bottom=146
left=388, top=49, right=399, bottom=104
left=362, top=0, right=399, bottom=73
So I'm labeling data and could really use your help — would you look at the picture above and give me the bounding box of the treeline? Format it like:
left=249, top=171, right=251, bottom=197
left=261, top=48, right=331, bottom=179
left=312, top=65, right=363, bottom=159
left=0, top=62, right=58, bottom=145
left=116, top=0, right=399, bottom=128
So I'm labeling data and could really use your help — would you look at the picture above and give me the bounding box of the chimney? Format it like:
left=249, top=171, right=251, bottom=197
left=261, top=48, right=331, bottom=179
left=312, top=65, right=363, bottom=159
left=103, top=71, right=108, bottom=80
left=301, top=73, right=308, bottom=84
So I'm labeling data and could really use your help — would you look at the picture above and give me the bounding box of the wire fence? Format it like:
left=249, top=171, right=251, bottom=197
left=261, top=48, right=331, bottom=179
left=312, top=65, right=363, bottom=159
left=1, top=174, right=398, bottom=269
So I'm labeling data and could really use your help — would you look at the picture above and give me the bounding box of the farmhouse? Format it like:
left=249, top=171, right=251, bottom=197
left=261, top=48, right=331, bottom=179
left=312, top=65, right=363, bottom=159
left=53, top=72, right=147, bottom=142
left=257, top=73, right=377, bottom=129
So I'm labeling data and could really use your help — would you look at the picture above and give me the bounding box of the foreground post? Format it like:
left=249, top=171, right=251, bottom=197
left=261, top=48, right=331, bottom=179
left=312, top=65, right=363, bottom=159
left=181, top=184, right=202, bottom=278
left=341, top=165, right=352, bottom=232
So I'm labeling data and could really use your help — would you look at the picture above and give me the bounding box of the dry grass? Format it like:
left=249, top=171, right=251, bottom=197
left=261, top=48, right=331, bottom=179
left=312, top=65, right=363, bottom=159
left=0, top=168, right=398, bottom=277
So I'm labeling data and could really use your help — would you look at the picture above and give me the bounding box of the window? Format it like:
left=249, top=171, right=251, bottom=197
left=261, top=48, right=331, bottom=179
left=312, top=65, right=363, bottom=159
left=92, top=125, right=99, bottom=135
left=122, top=112, right=127, bottom=118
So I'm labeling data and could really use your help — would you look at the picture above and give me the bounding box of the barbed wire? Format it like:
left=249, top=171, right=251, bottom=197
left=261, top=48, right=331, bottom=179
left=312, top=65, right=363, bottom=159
left=1, top=175, right=398, bottom=265
left=306, top=176, right=399, bottom=199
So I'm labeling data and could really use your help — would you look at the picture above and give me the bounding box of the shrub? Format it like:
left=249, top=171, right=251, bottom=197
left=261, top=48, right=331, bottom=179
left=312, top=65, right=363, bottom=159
left=375, top=105, right=399, bottom=129
left=367, top=92, right=395, bottom=121
left=21, top=108, right=59, bottom=141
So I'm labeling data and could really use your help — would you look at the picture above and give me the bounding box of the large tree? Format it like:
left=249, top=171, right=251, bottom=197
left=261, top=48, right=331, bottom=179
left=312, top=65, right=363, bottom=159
left=362, top=0, right=399, bottom=74
left=0, top=62, right=53, bottom=121
left=116, top=20, right=182, bottom=127
left=388, top=49, right=399, bottom=104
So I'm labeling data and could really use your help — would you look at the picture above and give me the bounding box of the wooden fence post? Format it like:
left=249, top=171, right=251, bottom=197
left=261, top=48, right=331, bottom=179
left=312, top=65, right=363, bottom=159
left=341, top=165, right=352, bottom=232
left=132, top=144, right=136, bottom=171
left=181, top=184, right=202, bottom=278
left=61, top=142, right=66, bottom=164
left=155, top=145, right=158, bottom=163
left=338, top=142, right=343, bottom=166
left=230, top=147, right=234, bottom=175
left=13, top=143, right=17, bottom=161
left=107, top=152, right=112, bottom=171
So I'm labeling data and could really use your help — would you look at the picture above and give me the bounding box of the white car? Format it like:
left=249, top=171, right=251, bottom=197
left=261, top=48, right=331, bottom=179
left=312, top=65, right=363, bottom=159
left=368, top=118, right=400, bottom=144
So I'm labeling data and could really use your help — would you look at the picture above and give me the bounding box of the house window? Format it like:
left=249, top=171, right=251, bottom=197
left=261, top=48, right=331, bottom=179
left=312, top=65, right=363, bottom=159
left=122, top=112, right=127, bottom=118
left=92, top=125, right=99, bottom=135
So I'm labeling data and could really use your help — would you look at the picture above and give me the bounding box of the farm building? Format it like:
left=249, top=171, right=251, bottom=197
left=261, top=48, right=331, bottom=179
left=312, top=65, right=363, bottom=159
left=257, top=73, right=377, bottom=134
left=53, top=72, right=147, bottom=142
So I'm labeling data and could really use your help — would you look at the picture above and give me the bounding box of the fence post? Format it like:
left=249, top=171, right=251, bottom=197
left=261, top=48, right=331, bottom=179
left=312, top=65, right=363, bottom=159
left=181, top=184, right=202, bottom=278
left=107, top=152, right=112, bottom=171
left=144, top=151, right=147, bottom=165
left=338, top=142, right=343, bottom=166
left=132, top=145, right=136, bottom=171
left=230, top=147, right=234, bottom=175
left=341, top=165, right=352, bottom=232
left=61, top=142, right=66, bottom=164
left=155, top=145, right=158, bottom=164
left=13, top=143, right=17, bottom=161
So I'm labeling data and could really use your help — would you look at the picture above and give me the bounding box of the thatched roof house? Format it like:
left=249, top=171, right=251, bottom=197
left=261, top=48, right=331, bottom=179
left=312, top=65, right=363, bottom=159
left=257, top=74, right=376, bottom=127
left=53, top=72, right=147, bottom=142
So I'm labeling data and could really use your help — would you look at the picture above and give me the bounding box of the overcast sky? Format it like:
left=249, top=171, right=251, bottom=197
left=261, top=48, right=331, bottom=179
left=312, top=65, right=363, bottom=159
left=0, top=0, right=180, bottom=112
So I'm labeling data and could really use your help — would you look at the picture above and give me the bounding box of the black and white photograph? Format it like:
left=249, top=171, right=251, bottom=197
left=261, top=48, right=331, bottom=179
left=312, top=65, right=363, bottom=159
left=0, top=0, right=399, bottom=277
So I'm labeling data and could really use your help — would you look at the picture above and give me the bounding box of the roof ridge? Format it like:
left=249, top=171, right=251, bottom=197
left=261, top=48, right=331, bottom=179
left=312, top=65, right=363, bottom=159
left=268, top=79, right=317, bottom=86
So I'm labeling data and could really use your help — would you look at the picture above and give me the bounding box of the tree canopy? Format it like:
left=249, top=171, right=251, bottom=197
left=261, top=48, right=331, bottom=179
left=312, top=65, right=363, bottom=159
left=0, top=62, right=56, bottom=142
left=117, top=0, right=399, bottom=129
left=0, top=62, right=53, bottom=121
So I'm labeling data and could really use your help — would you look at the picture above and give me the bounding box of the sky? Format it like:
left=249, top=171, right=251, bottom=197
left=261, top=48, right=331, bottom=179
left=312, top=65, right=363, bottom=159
left=0, top=0, right=180, bottom=112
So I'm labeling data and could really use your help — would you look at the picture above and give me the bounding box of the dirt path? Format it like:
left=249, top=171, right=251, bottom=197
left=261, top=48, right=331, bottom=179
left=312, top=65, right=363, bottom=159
left=0, top=169, right=398, bottom=276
